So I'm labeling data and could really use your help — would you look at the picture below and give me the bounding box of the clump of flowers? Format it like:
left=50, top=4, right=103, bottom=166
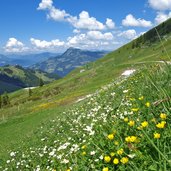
left=125, top=136, right=137, bottom=143
left=156, top=121, right=166, bottom=128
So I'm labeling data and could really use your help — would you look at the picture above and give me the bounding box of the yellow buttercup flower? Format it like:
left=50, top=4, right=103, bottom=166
left=113, top=158, right=119, bottom=165
left=160, top=113, right=167, bottom=120
left=156, top=121, right=166, bottom=128
left=141, top=121, right=148, bottom=128
left=125, top=136, right=137, bottom=143
left=130, top=98, right=135, bottom=101
left=154, top=133, right=160, bottom=139
left=81, top=145, right=86, bottom=149
left=151, top=118, right=156, bottom=123
left=145, top=102, right=150, bottom=107
left=138, top=96, right=144, bottom=100
left=114, top=141, right=119, bottom=145
left=104, top=156, right=111, bottom=163
left=131, top=108, right=139, bottom=112
left=120, top=157, right=129, bottom=164
left=110, top=152, right=115, bottom=157
left=117, top=148, right=124, bottom=155
left=102, top=167, right=109, bottom=171
left=82, top=151, right=86, bottom=155
left=128, top=120, right=135, bottom=127
left=107, top=134, right=114, bottom=140
left=66, top=169, right=70, bottom=171
left=137, top=126, right=142, bottom=130
left=124, top=117, right=129, bottom=122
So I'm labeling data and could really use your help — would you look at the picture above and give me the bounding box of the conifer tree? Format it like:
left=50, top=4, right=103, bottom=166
left=2, top=92, right=10, bottom=106
left=39, top=78, right=44, bottom=87
left=0, top=95, right=2, bottom=108
left=28, top=88, right=32, bottom=97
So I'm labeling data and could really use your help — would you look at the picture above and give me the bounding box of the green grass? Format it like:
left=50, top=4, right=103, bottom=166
left=0, top=64, right=171, bottom=170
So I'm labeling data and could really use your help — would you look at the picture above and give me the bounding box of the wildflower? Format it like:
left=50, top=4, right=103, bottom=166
left=130, top=98, right=135, bottom=101
left=66, top=170, right=70, bottom=171
left=99, top=155, right=103, bottom=160
left=151, top=118, right=156, bottom=123
left=104, top=156, right=111, bottom=163
left=102, top=167, right=109, bottom=171
left=10, top=152, right=15, bottom=157
left=145, top=102, right=150, bottom=107
left=160, top=113, right=167, bottom=120
left=82, top=151, right=86, bottom=155
left=113, top=158, right=119, bottom=165
left=124, top=117, right=129, bottom=122
left=131, top=108, right=139, bottom=112
left=114, top=141, right=119, bottom=145
left=120, top=157, right=129, bottom=164
left=117, top=148, right=124, bottom=155
left=90, top=151, right=96, bottom=155
left=81, top=145, right=86, bottom=150
left=128, top=120, right=135, bottom=127
left=137, top=126, right=142, bottom=130
left=154, top=133, right=160, bottom=139
left=128, top=154, right=136, bottom=158
left=107, top=134, right=114, bottom=140
left=141, top=121, right=148, bottom=128
left=125, top=136, right=137, bottom=143
left=138, top=96, right=144, bottom=100
left=110, top=152, right=115, bottom=157
left=156, top=121, right=166, bottom=128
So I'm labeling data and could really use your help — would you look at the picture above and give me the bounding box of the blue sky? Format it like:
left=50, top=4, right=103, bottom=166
left=0, top=0, right=171, bottom=54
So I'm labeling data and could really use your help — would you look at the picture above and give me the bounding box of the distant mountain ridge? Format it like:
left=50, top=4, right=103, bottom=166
left=8, top=52, right=60, bottom=67
left=0, top=52, right=60, bottom=68
left=0, top=65, right=59, bottom=94
left=0, top=54, right=11, bottom=66
left=31, top=48, right=108, bottom=77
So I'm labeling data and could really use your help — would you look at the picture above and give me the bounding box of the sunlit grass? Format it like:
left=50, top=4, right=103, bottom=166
left=1, top=64, right=171, bottom=170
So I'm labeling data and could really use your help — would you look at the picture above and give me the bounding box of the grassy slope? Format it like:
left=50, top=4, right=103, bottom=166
left=0, top=65, right=59, bottom=94
left=1, top=63, right=171, bottom=170
left=0, top=20, right=171, bottom=160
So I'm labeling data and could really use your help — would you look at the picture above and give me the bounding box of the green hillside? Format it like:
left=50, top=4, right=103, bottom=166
left=0, top=65, right=60, bottom=94
left=0, top=19, right=171, bottom=170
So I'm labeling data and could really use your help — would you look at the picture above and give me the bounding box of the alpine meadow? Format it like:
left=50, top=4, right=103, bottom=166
left=0, top=0, right=171, bottom=171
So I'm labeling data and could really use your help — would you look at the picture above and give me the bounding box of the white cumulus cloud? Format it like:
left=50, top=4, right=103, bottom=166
left=106, top=18, right=115, bottom=29
left=70, top=11, right=106, bottom=30
left=37, top=0, right=115, bottom=30
left=67, top=31, right=118, bottom=50
left=4, top=38, right=28, bottom=53
left=148, top=0, right=171, bottom=10
left=30, top=38, right=65, bottom=49
left=155, top=12, right=171, bottom=24
left=37, top=0, right=53, bottom=10
left=118, top=29, right=137, bottom=40
left=122, top=14, right=152, bottom=27
left=87, top=31, right=113, bottom=40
